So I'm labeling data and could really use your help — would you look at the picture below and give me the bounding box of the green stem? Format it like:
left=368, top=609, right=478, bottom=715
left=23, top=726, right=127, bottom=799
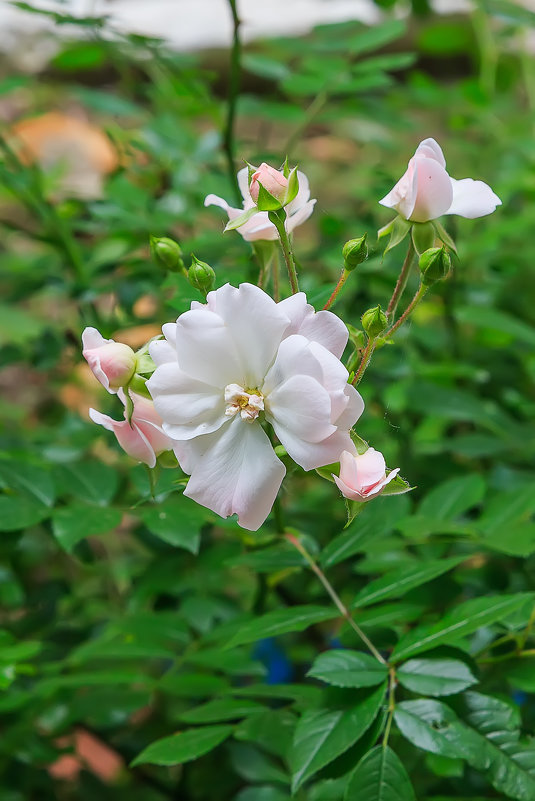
left=351, top=338, right=376, bottom=387
left=285, top=533, right=387, bottom=665
left=272, top=248, right=280, bottom=302
left=382, top=667, right=397, bottom=747
left=269, top=209, right=299, bottom=294
left=387, top=239, right=415, bottom=321
left=384, top=284, right=427, bottom=340
left=223, top=0, right=242, bottom=205
left=323, top=268, right=350, bottom=310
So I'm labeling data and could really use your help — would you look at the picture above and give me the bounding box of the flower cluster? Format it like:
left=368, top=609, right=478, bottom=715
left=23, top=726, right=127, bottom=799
left=81, top=138, right=501, bottom=531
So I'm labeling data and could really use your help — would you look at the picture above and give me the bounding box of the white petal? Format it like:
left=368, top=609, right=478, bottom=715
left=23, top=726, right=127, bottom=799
left=209, top=283, right=290, bottom=388
left=308, top=341, right=350, bottom=421
left=147, top=362, right=225, bottom=440
left=277, top=424, right=355, bottom=472
left=379, top=159, right=418, bottom=220
left=446, top=177, right=502, bottom=219
left=263, top=334, right=324, bottom=396
left=240, top=211, right=278, bottom=241
left=267, top=374, right=335, bottom=445
left=184, top=418, right=286, bottom=531
left=415, top=138, right=446, bottom=168
left=149, top=338, right=176, bottom=366
left=334, top=385, right=365, bottom=429
left=175, top=307, right=243, bottom=387
left=82, top=327, right=110, bottom=350
left=285, top=199, right=316, bottom=233
left=237, top=166, right=251, bottom=203
left=277, top=295, right=347, bottom=358
left=410, top=158, right=453, bottom=222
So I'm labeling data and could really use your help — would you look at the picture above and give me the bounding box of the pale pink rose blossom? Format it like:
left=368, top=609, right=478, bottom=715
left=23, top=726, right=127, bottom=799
left=333, top=448, right=400, bottom=501
left=204, top=167, right=316, bottom=242
left=379, top=138, right=501, bottom=223
left=89, top=391, right=172, bottom=468
left=147, top=283, right=363, bottom=530
left=249, top=162, right=288, bottom=203
left=82, top=327, right=136, bottom=393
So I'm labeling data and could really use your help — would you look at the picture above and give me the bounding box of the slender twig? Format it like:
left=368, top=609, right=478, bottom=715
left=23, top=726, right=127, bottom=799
left=384, top=284, right=427, bottom=340
left=386, top=240, right=415, bottom=320
left=382, top=667, right=397, bottom=747
left=351, top=338, right=376, bottom=387
left=323, top=268, right=349, bottom=310
left=223, top=0, right=242, bottom=205
left=285, top=533, right=387, bottom=665
left=269, top=210, right=299, bottom=294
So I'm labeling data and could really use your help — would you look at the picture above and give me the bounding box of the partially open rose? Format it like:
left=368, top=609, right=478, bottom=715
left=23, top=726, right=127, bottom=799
left=333, top=448, right=399, bottom=501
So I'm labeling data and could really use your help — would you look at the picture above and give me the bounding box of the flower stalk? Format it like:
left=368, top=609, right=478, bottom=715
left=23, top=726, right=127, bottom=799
left=269, top=209, right=299, bottom=294
left=387, top=239, right=415, bottom=321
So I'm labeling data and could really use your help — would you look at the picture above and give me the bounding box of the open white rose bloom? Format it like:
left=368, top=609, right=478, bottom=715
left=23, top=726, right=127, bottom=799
left=204, top=167, right=316, bottom=242
left=147, top=283, right=364, bottom=530
left=379, top=137, right=501, bottom=223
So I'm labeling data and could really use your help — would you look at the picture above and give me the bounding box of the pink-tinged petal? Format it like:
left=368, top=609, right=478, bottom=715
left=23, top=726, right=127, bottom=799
left=410, top=157, right=453, bottom=222
left=174, top=307, right=242, bottom=387
left=82, top=327, right=109, bottom=351
left=334, top=385, right=365, bottom=429
left=353, top=447, right=387, bottom=487
left=82, top=327, right=136, bottom=393
left=286, top=170, right=311, bottom=214
left=184, top=417, right=286, bottom=531
left=333, top=448, right=399, bottom=501
left=240, top=212, right=278, bottom=241
left=415, top=138, right=446, bottom=168
left=237, top=166, right=251, bottom=203
left=285, top=199, right=316, bottom=233
left=208, top=283, right=291, bottom=387
left=267, top=374, right=335, bottom=445
left=379, top=158, right=419, bottom=220
left=333, top=473, right=367, bottom=501
left=446, top=177, right=502, bottom=219
left=146, top=362, right=225, bottom=440
left=89, top=408, right=158, bottom=467
left=204, top=193, right=232, bottom=213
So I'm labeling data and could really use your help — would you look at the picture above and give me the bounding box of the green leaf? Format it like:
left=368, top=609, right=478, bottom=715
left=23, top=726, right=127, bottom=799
left=320, top=524, right=378, bottom=569
left=384, top=217, right=412, bottom=253
left=397, top=658, right=477, bottom=696
left=353, top=557, right=465, bottom=609
left=139, top=495, right=207, bottom=553
left=433, top=220, right=457, bottom=253
left=411, top=222, right=436, bottom=255
left=235, top=787, right=290, bottom=801
left=55, top=460, right=118, bottom=506
left=391, top=594, right=533, bottom=662
left=290, top=683, right=386, bottom=791
left=179, top=699, right=263, bottom=724
left=307, top=650, right=388, bottom=688
left=224, top=207, right=259, bottom=232
left=478, top=484, right=535, bottom=536
left=0, top=459, right=55, bottom=506
left=394, top=699, right=468, bottom=759
left=132, top=724, right=234, bottom=767
left=52, top=504, right=122, bottom=552
left=225, top=606, right=338, bottom=650
left=419, top=475, right=485, bottom=520
left=344, top=745, right=416, bottom=801
left=455, top=305, right=535, bottom=347
left=0, top=495, right=50, bottom=531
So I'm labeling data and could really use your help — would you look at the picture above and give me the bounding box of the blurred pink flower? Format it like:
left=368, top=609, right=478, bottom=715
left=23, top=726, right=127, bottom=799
left=147, top=283, right=363, bottom=530
left=89, top=391, right=172, bottom=467
left=82, top=327, right=136, bottom=393
left=204, top=167, right=316, bottom=242
left=333, top=448, right=399, bottom=501
left=379, top=138, right=501, bottom=223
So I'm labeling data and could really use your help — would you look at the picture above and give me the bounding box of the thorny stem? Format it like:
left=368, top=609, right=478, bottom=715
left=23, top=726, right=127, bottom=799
left=382, top=667, right=397, bottom=747
left=351, top=338, right=376, bottom=387
left=386, top=240, right=415, bottom=321
left=223, top=0, right=242, bottom=205
left=384, top=284, right=427, bottom=340
left=323, top=268, right=350, bottom=310
left=270, top=210, right=299, bottom=294
left=285, top=533, right=387, bottom=665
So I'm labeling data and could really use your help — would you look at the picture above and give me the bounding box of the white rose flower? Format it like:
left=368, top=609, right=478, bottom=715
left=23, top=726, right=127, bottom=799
left=147, top=283, right=364, bottom=530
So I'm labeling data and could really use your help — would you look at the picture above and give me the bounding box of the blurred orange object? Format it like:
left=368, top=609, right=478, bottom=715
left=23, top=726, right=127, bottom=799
left=10, top=111, right=118, bottom=199
left=48, top=728, right=123, bottom=783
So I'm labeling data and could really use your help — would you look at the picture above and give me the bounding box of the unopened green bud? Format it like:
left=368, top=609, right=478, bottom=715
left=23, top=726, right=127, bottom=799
left=419, top=246, right=451, bottom=286
left=342, top=235, right=368, bottom=270
left=189, top=254, right=215, bottom=295
left=150, top=236, right=184, bottom=272
left=361, top=305, right=387, bottom=338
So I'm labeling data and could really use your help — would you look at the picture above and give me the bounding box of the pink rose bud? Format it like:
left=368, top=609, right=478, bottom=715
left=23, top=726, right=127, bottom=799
left=82, top=327, right=137, bottom=394
left=379, top=137, right=501, bottom=223
left=89, top=391, right=172, bottom=468
left=333, top=448, right=400, bottom=501
left=249, top=163, right=288, bottom=204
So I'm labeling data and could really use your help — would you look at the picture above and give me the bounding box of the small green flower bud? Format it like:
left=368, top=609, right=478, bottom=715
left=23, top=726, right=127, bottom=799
left=361, top=305, right=387, bottom=338
left=189, top=254, right=215, bottom=295
left=419, top=246, right=451, bottom=286
left=150, top=236, right=184, bottom=272
left=342, top=235, right=368, bottom=270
